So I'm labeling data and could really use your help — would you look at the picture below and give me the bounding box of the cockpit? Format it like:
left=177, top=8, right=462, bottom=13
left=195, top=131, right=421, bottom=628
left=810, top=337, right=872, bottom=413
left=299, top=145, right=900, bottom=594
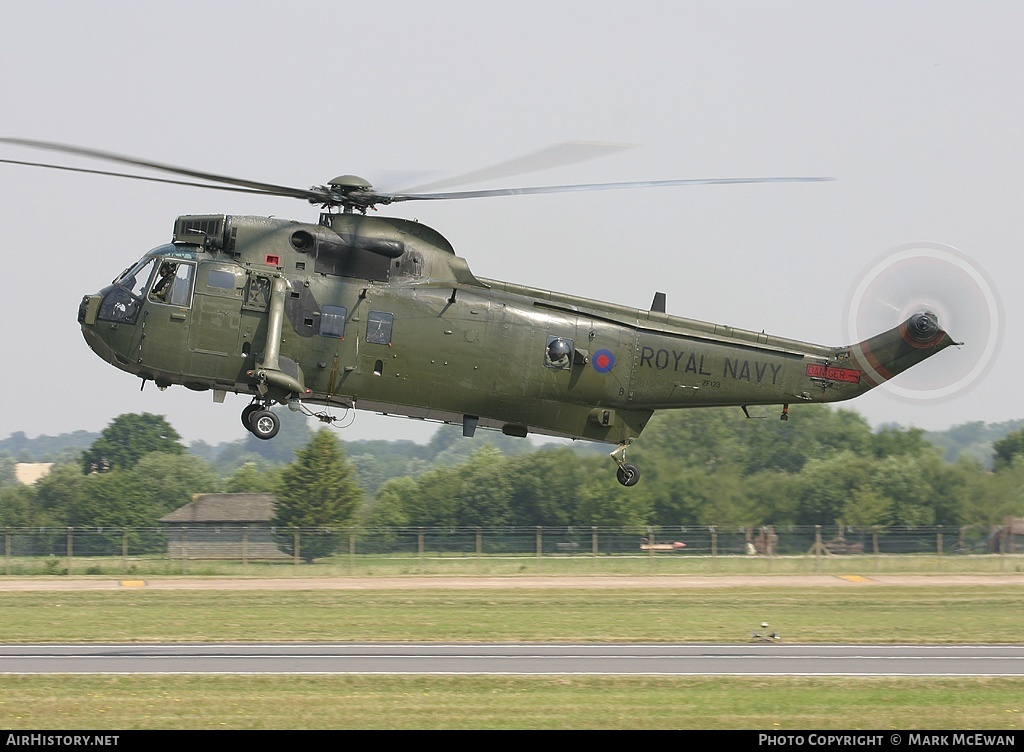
left=97, top=243, right=200, bottom=324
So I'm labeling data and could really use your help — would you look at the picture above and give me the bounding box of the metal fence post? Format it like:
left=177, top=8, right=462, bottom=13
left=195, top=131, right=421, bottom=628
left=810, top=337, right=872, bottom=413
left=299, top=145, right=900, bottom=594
left=418, top=528, right=424, bottom=572
left=293, top=529, right=300, bottom=566
left=937, top=526, right=943, bottom=570
left=180, top=527, right=188, bottom=575
left=4, top=528, right=10, bottom=576
left=66, top=527, right=73, bottom=575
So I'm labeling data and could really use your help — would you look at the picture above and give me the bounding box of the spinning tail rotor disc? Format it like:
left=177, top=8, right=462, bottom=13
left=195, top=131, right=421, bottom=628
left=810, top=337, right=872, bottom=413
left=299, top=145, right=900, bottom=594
left=845, top=242, right=1001, bottom=402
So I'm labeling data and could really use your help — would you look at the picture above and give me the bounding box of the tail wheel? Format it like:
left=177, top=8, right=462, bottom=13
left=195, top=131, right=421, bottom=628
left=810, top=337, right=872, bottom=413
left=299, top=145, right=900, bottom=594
left=249, top=409, right=280, bottom=440
left=616, top=463, right=640, bottom=487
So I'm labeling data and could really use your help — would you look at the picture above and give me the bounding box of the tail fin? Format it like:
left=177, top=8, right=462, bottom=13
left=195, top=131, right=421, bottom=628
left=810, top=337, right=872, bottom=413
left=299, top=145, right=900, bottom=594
left=849, top=312, right=958, bottom=390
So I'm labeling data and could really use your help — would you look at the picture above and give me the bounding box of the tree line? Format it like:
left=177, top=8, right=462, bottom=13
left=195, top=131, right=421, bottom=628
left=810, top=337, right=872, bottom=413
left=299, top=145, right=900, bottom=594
left=1, top=406, right=1023, bottom=534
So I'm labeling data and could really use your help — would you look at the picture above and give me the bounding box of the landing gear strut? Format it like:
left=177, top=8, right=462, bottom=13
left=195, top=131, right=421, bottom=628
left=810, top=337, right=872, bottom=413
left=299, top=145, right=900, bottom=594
left=610, top=443, right=640, bottom=487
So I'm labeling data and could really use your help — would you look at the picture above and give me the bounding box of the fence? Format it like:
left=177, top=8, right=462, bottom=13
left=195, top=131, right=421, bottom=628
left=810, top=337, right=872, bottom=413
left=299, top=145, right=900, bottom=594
left=2, top=523, right=1021, bottom=576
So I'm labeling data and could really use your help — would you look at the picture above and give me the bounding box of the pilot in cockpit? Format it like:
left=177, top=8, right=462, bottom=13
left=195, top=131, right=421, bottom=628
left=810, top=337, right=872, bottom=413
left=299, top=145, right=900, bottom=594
left=151, top=262, right=176, bottom=301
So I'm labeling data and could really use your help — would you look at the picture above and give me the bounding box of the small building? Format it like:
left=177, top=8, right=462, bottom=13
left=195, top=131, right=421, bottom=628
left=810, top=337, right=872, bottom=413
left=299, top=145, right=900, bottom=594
left=14, top=462, right=53, bottom=485
left=159, top=493, right=289, bottom=560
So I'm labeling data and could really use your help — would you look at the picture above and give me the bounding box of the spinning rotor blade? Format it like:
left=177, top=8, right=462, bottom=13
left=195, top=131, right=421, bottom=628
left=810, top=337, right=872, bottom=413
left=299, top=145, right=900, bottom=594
left=0, top=137, right=834, bottom=212
left=0, top=156, right=280, bottom=196
left=0, top=137, right=321, bottom=201
left=845, top=243, right=1001, bottom=401
left=385, top=175, right=835, bottom=203
left=396, top=141, right=637, bottom=193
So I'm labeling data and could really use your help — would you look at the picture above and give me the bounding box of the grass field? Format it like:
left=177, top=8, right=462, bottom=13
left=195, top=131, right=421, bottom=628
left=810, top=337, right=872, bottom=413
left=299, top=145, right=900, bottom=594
left=0, top=569, right=1022, bottom=730
left=8, top=551, right=1024, bottom=577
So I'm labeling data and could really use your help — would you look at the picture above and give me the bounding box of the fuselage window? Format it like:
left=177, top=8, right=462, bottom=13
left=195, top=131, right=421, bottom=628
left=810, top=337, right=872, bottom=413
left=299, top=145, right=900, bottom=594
left=544, top=335, right=574, bottom=370
left=320, top=305, right=348, bottom=339
left=206, top=269, right=236, bottom=290
left=366, top=311, right=394, bottom=345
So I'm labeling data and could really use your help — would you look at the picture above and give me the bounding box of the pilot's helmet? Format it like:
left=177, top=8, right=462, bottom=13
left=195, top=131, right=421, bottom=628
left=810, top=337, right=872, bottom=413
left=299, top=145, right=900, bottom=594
left=547, top=338, right=572, bottom=362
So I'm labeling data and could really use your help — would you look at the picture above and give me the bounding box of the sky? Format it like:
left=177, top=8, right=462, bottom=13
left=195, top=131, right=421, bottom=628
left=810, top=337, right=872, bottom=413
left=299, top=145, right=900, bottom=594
left=1, top=1, right=1021, bottom=447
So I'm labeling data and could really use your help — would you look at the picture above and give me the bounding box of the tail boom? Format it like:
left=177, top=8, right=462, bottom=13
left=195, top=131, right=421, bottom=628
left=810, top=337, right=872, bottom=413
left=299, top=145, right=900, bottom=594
left=845, top=312, right=957, bottom=393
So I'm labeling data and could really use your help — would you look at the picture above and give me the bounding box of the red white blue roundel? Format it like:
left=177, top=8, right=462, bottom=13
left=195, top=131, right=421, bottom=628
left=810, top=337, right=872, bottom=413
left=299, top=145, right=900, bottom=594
left=592, top=348, right=615, bottom=373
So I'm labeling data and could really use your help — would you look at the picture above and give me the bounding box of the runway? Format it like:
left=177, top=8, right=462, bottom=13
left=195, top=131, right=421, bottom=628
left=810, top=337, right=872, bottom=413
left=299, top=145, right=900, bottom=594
left=3, top=643, right=1023, bottom=676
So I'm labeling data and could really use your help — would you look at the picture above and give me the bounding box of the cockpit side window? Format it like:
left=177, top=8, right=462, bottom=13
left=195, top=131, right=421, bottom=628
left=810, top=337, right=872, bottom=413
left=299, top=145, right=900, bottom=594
left=150, top=261, right=195, bottom=307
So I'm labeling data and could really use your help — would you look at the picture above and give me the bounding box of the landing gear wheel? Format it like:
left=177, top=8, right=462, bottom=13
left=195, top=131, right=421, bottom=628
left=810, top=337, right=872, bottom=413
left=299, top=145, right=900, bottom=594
left=241, top=403, right=261, bottom=431
left=616, top=463, right=640, bottom=487
left=249, top=409, right=280, bottom=440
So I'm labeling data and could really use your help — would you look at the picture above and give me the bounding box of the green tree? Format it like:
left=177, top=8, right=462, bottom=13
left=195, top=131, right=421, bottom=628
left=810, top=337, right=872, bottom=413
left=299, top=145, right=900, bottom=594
left=33, top=463, right=89, bottom=526
left=870, top=455, right=937, bottom=527
left=574, top=468, right=653, bottom=526
left=81, top=413, right=185, bottom=473
left=272, top=429, right=364, bottom=562
left=993, top=429, right=1024, bottom=471
left=364, top=476, right=416, bottom=528
left=0, top=484, right=40, bottom=526
left=795, top=452, right=875, bottom=526
left=0, top=453, right=17, bottom=488
left=504, top=448, right=588, bottom=527
left=223, top=460, right=280, bottom=493
left=451, top=446, right=513, bottom=527
left=131, top=452, right=220, bottom=518
left=382, top=463, right=463, bottom=527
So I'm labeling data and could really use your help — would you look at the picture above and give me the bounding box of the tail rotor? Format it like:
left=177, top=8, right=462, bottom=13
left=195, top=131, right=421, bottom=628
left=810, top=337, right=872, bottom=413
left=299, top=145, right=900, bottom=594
left=844, top=242, right=1001, bottom=401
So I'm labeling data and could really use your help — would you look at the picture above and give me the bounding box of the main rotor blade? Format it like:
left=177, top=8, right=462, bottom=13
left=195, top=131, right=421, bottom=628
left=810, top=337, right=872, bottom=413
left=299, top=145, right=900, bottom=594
left=385, top=175, right=835, bottom=203
left=0, top=158, right=284, bottom=196
left=0, top=138, right=320, bottom=201
left=397, top=141, right=636, bottom=193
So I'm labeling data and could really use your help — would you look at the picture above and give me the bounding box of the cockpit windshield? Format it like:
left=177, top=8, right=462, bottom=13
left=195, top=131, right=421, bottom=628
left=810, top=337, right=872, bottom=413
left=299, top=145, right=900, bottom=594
left=114, top=244, right=198, bottom=290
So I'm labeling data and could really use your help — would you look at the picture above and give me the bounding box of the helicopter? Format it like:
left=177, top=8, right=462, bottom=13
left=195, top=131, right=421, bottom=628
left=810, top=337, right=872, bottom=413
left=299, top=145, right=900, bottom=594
left=0, top=138, right=958, bottom=486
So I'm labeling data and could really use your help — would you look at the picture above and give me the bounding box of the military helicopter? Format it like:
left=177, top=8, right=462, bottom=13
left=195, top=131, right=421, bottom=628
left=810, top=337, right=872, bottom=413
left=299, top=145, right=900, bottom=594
left=0, top=138, right=958, bottom=486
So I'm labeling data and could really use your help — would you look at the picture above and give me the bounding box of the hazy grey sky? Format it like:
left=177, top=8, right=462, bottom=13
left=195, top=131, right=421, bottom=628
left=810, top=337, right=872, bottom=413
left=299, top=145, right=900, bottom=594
left=1, top=1, right=1020, bottom=446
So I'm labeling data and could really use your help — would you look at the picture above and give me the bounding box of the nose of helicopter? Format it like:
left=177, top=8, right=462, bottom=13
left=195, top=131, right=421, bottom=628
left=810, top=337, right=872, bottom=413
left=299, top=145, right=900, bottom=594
left=77, top=293, right=122, bottom=369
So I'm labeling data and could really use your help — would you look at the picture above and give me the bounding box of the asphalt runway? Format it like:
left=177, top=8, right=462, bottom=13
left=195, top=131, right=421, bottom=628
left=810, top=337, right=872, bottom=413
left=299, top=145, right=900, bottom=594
left=3, top=643, right=1023, bottom=676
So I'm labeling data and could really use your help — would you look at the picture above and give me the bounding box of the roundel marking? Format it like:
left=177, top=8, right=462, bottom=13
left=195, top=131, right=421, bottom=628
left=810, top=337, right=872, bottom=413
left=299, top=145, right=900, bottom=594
left=592, top=348, right=615, bottom=373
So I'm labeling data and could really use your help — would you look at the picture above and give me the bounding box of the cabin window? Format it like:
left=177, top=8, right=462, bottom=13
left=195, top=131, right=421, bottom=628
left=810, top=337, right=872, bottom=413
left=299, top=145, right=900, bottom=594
left=366, top=311, right=394, bottom=345
left=320, top=305, right=347, bottom=339
left=206, top=269, right=236, bottom=290
left=544, top=335, right=574, bottom=370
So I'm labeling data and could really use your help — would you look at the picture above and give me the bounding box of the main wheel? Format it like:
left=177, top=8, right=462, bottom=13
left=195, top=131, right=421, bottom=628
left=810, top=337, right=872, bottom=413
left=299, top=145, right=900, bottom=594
left=616, top=463, right=640, bottom=487
left=241, top=403, right=260, bottom=431
left=248, top=409, right=280, bottom=440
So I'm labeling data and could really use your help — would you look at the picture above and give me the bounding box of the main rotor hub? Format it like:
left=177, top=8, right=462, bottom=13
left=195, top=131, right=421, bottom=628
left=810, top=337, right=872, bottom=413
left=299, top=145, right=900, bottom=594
left=327, top=174, right=373, bottom=191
